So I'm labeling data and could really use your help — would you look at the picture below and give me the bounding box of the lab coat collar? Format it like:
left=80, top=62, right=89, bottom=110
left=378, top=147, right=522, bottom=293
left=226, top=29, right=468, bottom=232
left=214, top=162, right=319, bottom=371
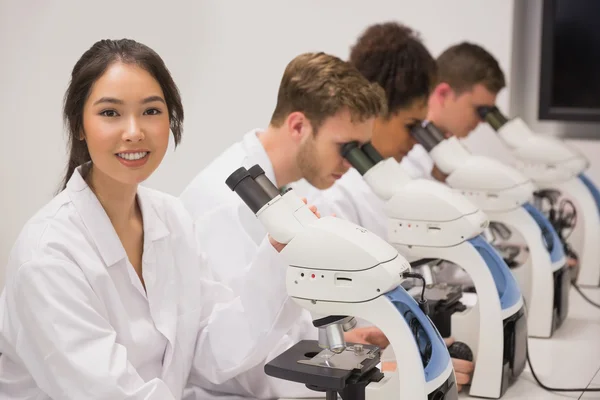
left=66, top=165, right=170, bottom=268
left=137, top=186, right=170, bottom=244
left=242, top=129, right=278, bottom=187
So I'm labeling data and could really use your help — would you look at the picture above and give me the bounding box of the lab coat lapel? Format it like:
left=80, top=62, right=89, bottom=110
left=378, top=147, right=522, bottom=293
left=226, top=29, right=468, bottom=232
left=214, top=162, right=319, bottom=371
left=136, top=187, right=178, bottom=374
left=66, top=166, right=127, bottom=267
left=68, top=168, right=179, bottom=377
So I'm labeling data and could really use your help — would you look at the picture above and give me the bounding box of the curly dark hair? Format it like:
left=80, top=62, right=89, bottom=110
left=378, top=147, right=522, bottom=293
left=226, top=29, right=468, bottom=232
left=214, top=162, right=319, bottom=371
left=349, top=22, right=437, bottom=118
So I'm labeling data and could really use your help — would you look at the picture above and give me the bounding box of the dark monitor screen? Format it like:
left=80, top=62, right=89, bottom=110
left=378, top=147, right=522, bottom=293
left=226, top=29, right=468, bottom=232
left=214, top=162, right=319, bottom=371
left=539, top=0, right=600, bottom=122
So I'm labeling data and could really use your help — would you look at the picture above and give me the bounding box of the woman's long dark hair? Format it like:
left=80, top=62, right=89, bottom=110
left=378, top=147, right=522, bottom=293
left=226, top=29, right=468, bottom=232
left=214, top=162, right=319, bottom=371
left=59, top=39, right=184, bottom=191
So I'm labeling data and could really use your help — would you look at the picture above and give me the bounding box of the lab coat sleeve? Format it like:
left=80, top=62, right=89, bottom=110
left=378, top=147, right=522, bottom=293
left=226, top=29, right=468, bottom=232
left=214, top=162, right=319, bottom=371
left=223, top=309, right=321, bottom=399
left=182, top=203, right=318, bottom=397
left=11, top=255, right=177, bottom=400
left=188, top=237, right=304, bottom=386
left=185, top=309, right=319, bottom=398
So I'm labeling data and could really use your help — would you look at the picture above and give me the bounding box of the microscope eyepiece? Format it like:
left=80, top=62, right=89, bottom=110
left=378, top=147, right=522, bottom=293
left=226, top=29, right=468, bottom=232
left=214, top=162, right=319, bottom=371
left=341, top=141, right=376, bottom=176
left=225, top=167, right=251, bottom=191
left=226, top=166, right=276, bottom=214
left=409, top=120, right=446, bottom=152
left=247, top=164, right=266, bottom=179
left=248, top=164, right=281, bottom=199
left=476, top=105, right=508, bottom=131
left=361, top=142, right=385, bottom=164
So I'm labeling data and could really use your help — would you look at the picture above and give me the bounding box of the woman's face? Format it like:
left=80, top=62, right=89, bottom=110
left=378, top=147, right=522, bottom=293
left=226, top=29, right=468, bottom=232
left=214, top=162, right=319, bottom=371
left=372, top=98, right=429, bottom=161
left=82, top=62, right=171, bottom=187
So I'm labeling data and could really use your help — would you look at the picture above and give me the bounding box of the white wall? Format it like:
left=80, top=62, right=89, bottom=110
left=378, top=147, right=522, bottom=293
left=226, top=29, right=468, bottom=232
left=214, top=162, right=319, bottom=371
left=508, top=0, right=600, bottom=184
left=509, top=0, right=600, bottom=139
left=0, top=0, right=516, bottom=287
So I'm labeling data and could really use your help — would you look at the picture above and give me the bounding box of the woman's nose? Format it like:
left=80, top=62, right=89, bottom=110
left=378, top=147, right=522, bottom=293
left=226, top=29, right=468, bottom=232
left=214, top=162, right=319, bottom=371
left=122, top=116, right=144, bottom=142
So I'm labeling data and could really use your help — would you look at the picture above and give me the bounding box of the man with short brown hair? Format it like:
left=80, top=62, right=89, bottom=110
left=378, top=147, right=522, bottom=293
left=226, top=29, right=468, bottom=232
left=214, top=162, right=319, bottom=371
left=430, top=42, right=506, bottom=138
left=401, top=42, right=507, bottom=180
left=179, top=51, right=388, bottom=399
left=264, top=52, right=387, bottom=189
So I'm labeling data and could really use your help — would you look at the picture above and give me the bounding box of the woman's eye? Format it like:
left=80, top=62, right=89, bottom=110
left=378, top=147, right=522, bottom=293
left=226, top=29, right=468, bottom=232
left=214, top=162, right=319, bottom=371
left=100, top=110, right=119, bottom=117
left=144, top=108, right=162, bottom=116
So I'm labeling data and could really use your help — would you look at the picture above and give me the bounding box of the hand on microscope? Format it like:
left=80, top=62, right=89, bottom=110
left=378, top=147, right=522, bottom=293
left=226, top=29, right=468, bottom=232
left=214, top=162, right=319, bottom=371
left=344, top=326, right=390, bottom=349
left=444, top=337, right=474, bottom=392
left=346, top=327, right=473, bottom=392
left=268, top=198, right=321, bottom=252
left=431, top=164, right=448, bottom=183
left=567, top=257, right=578, bottom=269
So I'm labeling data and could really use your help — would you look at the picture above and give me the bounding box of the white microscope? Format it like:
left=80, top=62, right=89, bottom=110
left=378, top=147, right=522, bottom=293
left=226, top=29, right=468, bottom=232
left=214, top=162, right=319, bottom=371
left=478, top=106, right=600, bottom=288
left=225, top=165, right=458, bottom=400
left=409, top=121, right=570, bottom=339
left=340, top=142, right=527, bottom=399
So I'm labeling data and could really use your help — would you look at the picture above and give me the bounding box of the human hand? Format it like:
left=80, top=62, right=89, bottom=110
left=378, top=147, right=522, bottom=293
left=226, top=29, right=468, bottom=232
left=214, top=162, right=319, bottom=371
left=344, top=326, right=390, bottom=349
left=444, top=337, right=474, bottom=392
left=431, top=165, right=448, bottom=182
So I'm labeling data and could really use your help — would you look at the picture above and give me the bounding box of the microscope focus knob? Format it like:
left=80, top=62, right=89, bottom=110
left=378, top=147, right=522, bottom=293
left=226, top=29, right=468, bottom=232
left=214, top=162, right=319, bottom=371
left=448, top=341, right=473, bottom=362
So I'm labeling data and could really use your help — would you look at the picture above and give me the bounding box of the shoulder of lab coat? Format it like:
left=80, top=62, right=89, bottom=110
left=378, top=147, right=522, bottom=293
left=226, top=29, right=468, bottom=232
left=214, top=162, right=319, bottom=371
left=180, top=130, right=277, bottom=284
left=180, top=129, right=274, bottom=224
left=180, top=140, right=247, bottom=222
left=298, top=169, right=388, bottom=239
left=0, top=170, right=301, bottom=399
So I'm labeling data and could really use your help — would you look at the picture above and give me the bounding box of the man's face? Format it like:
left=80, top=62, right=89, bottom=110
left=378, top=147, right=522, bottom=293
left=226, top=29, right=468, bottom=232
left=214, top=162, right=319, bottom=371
left=296, top=108, right=374, bottom=189
left=441, top=83, right=497, bottom=138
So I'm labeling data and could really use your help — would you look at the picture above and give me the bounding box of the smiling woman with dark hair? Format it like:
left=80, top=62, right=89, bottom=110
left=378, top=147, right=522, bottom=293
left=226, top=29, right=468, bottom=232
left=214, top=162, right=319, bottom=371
left=0, top=38, right=300, bottom=400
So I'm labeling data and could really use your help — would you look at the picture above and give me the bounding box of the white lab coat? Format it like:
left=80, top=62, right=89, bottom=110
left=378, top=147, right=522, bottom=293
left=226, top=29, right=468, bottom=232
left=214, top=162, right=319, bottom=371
left=0, top=166, right=301, bottom=400
left=399, top=144, right=434, bottom=180
left=179, top=129, right=319, bottom=399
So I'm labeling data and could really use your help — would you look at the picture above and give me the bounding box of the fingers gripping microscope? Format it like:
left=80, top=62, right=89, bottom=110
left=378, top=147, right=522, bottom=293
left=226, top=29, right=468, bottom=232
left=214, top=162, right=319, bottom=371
left=478, top=106, right=600, bottom=288
left=410, top=121, right=570, bottom=339
left=225, top=165, right=458, bottom=399
left=339, top=143, right=527, bottom=399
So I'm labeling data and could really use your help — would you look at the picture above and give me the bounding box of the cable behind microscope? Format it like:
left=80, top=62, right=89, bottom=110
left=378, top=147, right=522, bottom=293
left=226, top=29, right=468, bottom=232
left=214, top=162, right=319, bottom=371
left=523, top=302, right=600, bottom=393
left=526, top=351, right=600, bottom=393
left=573, top=285, right=600, bottom=309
